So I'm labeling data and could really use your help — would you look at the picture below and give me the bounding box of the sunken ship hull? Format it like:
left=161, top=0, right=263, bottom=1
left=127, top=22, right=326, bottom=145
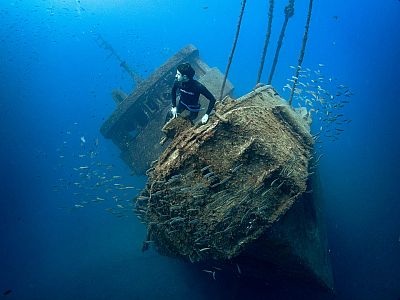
left=101, top=46, right=333, bottom=291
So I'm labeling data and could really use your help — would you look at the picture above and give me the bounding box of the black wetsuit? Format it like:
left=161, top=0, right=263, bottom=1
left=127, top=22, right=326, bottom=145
left=170, top=79, right=216, bottom=121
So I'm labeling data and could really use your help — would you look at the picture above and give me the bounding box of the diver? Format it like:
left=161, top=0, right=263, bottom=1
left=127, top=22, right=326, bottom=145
left=166, top=63, right=216, bottom=124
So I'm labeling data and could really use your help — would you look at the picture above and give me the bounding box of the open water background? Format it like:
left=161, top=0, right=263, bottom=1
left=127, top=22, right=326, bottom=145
left=1, top=0, right=399, bottom=299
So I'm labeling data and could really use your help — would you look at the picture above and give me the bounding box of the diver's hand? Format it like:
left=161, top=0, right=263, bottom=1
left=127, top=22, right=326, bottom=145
left=201, top=114, right=209, bottom=124
left=171, top=107, right=177, bottom=118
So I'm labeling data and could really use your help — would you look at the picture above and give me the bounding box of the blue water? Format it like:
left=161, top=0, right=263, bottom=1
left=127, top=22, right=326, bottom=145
left=1, top=1, right=399, bottom=299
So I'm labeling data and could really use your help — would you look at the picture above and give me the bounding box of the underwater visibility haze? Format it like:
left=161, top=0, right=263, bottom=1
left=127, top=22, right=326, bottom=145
left=1, top=0, right=399, bottom=299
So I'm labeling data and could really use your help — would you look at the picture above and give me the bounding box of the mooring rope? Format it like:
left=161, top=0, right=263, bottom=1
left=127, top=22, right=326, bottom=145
left=289, top=0, right=314, bottom=106
left=256, top=0, right=274, bottom=85
left=219, top=0, right=247, bottom=101
left=267, top=0, right=295, bottom=85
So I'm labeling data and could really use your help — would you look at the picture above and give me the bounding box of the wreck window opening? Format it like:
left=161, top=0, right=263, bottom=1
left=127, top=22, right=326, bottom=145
left=143, top=101, right=158, bottom=113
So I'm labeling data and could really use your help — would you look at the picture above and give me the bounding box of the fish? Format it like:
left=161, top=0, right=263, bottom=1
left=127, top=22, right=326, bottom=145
left=80, top=136, right=86, bottom=143
left=283, top=83, right=292, bottom=90
left=2, top=289, right=12, bottom=296
left=202, top=270, right=216, bottom=280
left=203, top=172, right=215, bottom=179
left=199, top=247, right=211, bottom=252
left=284, top=65, right=351, bottom=143
left=236, top=263, right=242, bottom=274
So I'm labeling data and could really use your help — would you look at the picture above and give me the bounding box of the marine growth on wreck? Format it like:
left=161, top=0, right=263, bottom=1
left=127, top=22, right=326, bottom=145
left=135, top=85, right=314, bottom=263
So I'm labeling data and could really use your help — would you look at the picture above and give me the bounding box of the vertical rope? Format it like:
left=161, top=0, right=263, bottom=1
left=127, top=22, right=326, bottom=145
left=219, top=0, right=247, bottom=101
left=256, top=0, right=274, bottom=85
left=289, top=0, right=314, bottom=106
left=267, top=0, right=295, bottom=85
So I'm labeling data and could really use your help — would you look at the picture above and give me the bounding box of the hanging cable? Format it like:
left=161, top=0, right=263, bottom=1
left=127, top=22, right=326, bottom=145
left=289, top=0, right=314, bottom=106
left=256, top=0, right=274, bottom=85
left=267, top=0, right=295, bottom=85
left=219, top=0, right=247, bottom=101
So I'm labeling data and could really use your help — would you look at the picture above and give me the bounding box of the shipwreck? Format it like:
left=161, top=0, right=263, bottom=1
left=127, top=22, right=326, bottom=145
left=98, top=0, right=335, bottom=292
left=135, top=84, right=333, bottom=291
left=100, top=43, right=333, bottom=291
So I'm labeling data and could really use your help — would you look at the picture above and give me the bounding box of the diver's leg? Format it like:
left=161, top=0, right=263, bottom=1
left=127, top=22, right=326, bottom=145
left=189, top=111, right=199, bottom=122
left=177, top=101, right=185, bottom=114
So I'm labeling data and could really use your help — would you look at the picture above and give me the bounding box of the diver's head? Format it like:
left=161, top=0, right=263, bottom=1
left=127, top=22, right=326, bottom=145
left=176, top=63, right=195, bottom=82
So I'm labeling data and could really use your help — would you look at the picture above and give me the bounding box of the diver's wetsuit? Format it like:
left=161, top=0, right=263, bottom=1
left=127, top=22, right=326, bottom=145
left=167, top=79, right=216, bottom=122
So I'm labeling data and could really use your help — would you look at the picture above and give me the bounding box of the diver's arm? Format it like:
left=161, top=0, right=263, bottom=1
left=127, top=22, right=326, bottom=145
left=199, top=84, right=216, bottom=115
